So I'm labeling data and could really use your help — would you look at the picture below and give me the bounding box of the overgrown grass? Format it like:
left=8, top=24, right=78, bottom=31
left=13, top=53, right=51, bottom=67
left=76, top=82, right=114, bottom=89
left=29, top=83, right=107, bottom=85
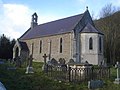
left=0, top=62, right=87, bottom=90
left=0, top=62, right=120, bottom=90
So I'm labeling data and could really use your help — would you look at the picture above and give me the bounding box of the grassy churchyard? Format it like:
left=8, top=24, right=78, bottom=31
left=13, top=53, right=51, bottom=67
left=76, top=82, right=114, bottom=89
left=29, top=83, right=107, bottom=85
left=0, top=61, right=120, bottom=90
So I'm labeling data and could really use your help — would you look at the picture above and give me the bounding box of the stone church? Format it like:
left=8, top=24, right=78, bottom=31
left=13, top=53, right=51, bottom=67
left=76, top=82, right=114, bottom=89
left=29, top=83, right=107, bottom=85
left=13, top=8, right=104, bottom=65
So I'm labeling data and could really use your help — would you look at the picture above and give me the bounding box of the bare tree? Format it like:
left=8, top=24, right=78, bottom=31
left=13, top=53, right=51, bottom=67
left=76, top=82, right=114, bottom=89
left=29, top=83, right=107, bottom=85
left=95, top=4, right=120, bottom=64
left=99, top=4, right=116, bottom=18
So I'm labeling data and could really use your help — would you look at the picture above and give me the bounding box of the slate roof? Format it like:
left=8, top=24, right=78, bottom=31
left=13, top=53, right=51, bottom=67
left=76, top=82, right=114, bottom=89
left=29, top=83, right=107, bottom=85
left=81, top=23, right=103, bottom=34
left=20, top=10, right=103, bottom=40
left=19, top=41, right=29, bottom=51
left=20, top=14, right=84, bottom=40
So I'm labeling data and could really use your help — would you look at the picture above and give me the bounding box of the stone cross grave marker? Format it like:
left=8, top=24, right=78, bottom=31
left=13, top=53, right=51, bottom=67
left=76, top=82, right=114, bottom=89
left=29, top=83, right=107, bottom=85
left=42, top=54, right=48, bottom=72
left=25, top=55, right=34, bottom=74
left=114, top=61, right=120, bottom=84
left=43, top=54, right=48, bottom=65
left=28, top=55, right=33, bottom=67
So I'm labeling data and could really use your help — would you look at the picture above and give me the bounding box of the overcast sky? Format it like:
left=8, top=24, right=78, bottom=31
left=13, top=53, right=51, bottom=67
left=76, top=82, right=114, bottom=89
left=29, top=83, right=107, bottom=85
left=0, top=0, right=120, bottom=39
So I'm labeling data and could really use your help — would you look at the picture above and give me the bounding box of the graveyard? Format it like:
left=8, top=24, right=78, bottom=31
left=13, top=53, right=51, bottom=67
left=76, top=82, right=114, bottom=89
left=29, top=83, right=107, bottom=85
left=0, top=0, right=119, bottom=89
left=0, top=60, right=120, bottom=90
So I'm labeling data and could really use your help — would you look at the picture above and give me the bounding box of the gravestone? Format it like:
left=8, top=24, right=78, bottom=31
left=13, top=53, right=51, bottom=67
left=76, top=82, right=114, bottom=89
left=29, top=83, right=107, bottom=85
left=102, top=59, right=107, bottom=67
left=58, top=58, right=67, bottom=72
left=15, top=56, right=21, bottom=67
left=43, top=54, right=47, bottom=65
left=25, top=55, right=34, bottom=74
left=50, top=58, right=58, bottom=66
left=0, top=59, right=5, bottom=64
left=7, top=67, right=16, bottom=70
left=114, top=61, right=120, bottom=84
left=12, top=58, right=16, bottom=64
left=67, top=59, right=75, bottom=65
left=88, top=80, right=104, bottom=89
left=28, top=55, right=33, bottom=67
left=42, top=54, right=48, bottom=72
left=47, top=60, right=52, bottom=66
left=59, top=58, right=65, bottom=65
left=0, top=82, right=6, bottom=90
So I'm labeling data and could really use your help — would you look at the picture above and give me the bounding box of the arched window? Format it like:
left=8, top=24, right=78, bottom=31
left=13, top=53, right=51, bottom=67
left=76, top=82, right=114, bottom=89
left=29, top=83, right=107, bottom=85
left=89, top=37, right=93, bottom=50
left=60, top=38, right=62, bottom=53
left=39, top=40, right=42, bottom=53
left=99, top=37, right=102, bottom=52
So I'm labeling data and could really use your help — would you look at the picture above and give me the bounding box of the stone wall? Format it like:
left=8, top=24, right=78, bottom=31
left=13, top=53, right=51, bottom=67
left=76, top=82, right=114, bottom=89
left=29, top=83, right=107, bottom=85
left=80, top=33, right=104, bottom=65
left=21, top=32, right=73, bottom=62
left=19, top=32, right=104, bottom=65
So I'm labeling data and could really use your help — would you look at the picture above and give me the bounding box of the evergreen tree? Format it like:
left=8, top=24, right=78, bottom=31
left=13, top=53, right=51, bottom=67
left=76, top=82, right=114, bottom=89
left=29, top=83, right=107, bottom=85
left=0, top=34, right=16, bottom=60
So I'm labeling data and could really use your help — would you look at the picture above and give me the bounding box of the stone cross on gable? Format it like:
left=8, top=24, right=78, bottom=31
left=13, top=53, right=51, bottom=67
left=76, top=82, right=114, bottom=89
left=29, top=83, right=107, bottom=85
left=43, top=54, right=48, bottom=65
left=114, top=61, right=120, bottom=84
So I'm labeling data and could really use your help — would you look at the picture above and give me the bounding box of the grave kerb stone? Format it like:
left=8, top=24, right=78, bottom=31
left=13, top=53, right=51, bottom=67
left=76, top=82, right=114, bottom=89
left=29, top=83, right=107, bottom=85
left=88, top=80, right=104, bottom=89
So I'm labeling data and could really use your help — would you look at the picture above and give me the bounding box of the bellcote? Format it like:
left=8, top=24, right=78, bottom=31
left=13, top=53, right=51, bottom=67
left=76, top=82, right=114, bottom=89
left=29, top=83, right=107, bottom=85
left=31, top=12, right=38, bottom=29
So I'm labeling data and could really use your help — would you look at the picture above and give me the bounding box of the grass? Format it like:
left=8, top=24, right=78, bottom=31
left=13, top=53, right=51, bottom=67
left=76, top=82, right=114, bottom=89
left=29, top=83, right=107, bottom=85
left=0, top=62, right=120, bottom=90
left=98, top=67, right=120, bottom=90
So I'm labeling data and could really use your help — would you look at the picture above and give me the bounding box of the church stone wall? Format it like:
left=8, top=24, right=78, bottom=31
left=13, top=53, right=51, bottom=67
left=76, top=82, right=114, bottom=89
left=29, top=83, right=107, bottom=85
left=22, top=32, right=73, bottom=62
left=80, top=33, right=104, bottom=65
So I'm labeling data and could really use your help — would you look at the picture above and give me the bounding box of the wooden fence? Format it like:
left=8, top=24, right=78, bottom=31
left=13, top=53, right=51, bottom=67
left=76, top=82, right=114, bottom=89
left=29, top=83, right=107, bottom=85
left=46, top=66, right=110, bottom=82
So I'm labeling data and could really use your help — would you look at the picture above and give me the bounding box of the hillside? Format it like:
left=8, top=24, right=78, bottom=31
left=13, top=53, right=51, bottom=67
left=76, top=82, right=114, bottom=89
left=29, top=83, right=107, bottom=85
left=95, top=11, right=120, bottom=64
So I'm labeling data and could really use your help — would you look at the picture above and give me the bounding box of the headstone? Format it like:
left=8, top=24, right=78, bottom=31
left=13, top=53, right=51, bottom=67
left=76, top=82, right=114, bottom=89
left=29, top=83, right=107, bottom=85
left=25, top=66, right=34, bottom=74
left=0, top=82, right=6, bottom=90
left=50, top=58, right=58, bottom=66
left=114, top=61, right=120, bottom=84
left=101, top=59, right=107, bottom=67
left=15, top=56, right=21, bottom=67
left=58, top=58, right=67, bottom=71
left=25, top=55, right=34, bottom=74
left=47, top=60, right=52, bottom=66
left=67, top=59, right=75, bottom=65
left=88, top=80, right=104, bottom=89
left=85, top=61, right=89, bottom=65
left=7, top=67, right=16, bottom=70
left=59, top=58, right=65, bottom=65
left=0, top=59, right=5, bottom=64
left=12, top=58, right=16, bottom=64
left=61, top=64, right=67, bottom=72
left=8, top=59, right=12, bottom=63
left=42, top=54, right=48, bottom=72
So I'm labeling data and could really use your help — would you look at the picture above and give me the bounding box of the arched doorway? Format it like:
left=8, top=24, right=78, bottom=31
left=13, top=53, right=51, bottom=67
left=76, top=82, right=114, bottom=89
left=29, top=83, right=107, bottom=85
left=15, top=47, right=19, bottom=58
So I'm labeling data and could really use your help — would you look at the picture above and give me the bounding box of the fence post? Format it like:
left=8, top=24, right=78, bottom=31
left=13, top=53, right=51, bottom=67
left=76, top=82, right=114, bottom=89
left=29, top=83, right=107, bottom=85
left=91, top=66, right=94, bottom=80
left=68, top=67, right=71, bottom=82
left=108, top=67, right=110, bottom=78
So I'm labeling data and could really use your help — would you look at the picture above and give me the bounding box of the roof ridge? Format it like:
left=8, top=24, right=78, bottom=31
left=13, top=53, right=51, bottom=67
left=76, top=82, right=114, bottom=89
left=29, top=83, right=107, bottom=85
left=20, top=13, right=85, bottom=40
left=38, top=13, right=84, bottom=26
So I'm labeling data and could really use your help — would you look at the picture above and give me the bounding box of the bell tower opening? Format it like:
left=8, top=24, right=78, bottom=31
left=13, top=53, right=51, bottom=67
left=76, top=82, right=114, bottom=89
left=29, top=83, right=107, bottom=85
left=31, top=12, right=38, bottom=29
